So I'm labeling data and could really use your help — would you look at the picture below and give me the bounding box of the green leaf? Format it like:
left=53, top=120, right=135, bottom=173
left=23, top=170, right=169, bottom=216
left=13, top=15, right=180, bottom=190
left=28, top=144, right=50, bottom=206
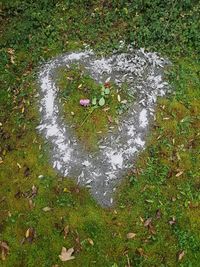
left=104, top=88, right=110, bottom=95
left=92, top=97, right=97, bottom=105
left=99, top=97, right=105, bottom=106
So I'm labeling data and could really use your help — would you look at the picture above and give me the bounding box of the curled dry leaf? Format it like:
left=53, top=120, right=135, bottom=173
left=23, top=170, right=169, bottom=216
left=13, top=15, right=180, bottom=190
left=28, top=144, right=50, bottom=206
left=59, top=247, right=75, bottom=262
left=0, top=241, right=9, bottom=261
left=127, top=232, right=136, bottom=239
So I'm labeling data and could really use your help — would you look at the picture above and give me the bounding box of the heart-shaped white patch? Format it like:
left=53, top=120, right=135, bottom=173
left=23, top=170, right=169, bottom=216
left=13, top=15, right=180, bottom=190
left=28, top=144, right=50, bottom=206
left=37, top=48, right=170, bottom=206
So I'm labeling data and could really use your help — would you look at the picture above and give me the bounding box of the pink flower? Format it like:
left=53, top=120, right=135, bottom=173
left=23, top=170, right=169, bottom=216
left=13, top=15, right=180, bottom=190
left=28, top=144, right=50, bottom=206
left=80, top=99, right=90, bottom=106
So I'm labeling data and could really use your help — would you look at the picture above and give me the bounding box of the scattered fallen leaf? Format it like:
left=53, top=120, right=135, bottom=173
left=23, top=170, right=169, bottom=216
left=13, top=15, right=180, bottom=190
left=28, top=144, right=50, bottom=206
left=169, top=216, right=176, bottom=225
left=175, top=171, right=183, bottom=177
left=17, top=162, right=22, bottom=169
left=59, top=247, right=75, bottom=262
left=42, top=206, right=51, bottom=212
left=144, top=218, right=152, bottom=227
left=156, top=209, right=161, bottom=219
left=25, top=227, right=36, bottom=243
left=178, top=250, right=185, bottom=261
left=0, top=241, right=9, bottom=260
left=136, top=247, right=146, bottom=257
left=87, top=238, right=94, bottom=246
left=117, top=94, right=121, bottom=102
left=127, top=232, right=136, bottom=239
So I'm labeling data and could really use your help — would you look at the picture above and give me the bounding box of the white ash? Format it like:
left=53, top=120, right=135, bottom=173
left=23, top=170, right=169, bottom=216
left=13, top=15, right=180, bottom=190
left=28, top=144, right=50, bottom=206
left=37, top=47, right=170, bottom=207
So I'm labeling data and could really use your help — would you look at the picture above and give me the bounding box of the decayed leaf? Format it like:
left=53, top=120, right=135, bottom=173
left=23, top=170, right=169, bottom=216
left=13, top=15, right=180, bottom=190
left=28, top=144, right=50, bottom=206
left=59, top=247, right=75, bottom=262
left=178, top=250, right=185, bottom=261
left=0, top=241, right=9, bottom=260
left=127, top=232, right=136, bottom=239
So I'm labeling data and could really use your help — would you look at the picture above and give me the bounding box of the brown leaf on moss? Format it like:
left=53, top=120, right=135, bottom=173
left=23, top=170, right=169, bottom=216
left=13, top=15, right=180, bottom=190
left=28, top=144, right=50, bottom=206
left=25, top=227, right=36, bottom=243
left=0, top=241, right=9, bottom=260
left=59, top=247, right=75, bottom=262
left=169, top=217, right=176, bottom=225
left=156, top=209, right=161, bottom=219
left=127, top=232, right=136, bottom=239
left=144, top=218, right=152, bottom=227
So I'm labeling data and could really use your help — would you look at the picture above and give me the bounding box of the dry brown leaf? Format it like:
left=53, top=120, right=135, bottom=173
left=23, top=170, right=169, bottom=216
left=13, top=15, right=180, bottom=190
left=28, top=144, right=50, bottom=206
left=127, top=232, right=136, bottom=239
left=178, top=250, right=185, bottom=261
left=144, top=218, right=152, bottom=227
left=25, top=227, right=35, bottom=242
left=156, top=209, right=161, bottom=219
left=59, top=247, right=75, bottom=262
left=0, top=241, right=9, bottom=260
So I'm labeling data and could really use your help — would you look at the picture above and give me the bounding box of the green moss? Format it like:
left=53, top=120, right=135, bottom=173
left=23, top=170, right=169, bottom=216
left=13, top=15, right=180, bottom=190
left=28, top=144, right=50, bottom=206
left=56, top=66, right=130, bottom=151
left=0, top=1, right=200, bottom=266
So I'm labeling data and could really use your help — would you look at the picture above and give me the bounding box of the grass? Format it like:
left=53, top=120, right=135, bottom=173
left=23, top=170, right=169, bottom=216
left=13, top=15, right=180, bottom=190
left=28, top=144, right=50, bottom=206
left=0, top=1, right=200, bottom=266
left=56, top=65, right=130, bottom=151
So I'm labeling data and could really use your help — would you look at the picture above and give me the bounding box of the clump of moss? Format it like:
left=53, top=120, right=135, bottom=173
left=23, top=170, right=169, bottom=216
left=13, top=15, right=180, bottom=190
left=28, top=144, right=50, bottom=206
left=56, top=65, right=131, bottom=151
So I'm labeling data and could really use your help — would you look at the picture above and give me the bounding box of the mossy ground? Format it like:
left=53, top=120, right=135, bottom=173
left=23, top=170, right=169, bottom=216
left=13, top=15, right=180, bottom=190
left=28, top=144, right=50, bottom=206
left=56, top=66, right=130, bottom=151
left=0, top=1, right=200, bottom=266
